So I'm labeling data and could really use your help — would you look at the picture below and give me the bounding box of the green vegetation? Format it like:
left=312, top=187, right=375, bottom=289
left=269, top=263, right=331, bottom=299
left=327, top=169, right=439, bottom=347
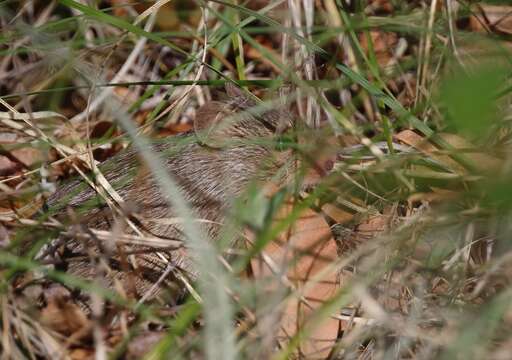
left=1, top=1, right=511, bottom=359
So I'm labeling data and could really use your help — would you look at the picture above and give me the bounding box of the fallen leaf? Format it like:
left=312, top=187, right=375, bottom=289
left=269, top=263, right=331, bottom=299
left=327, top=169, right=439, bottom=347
left=322, top=203, right=353, bottom=224
left=250, top=203, right=341, bottom=358
left=408, top=188, right=459, bottom=204
left=396, top=130, right=503, bottom=175
left=438, top=133, right=502, bottom=173
left=70, top=348, right=94, bottom=360
left=470, top=4, right=512, bottom=35
left=368, top=0, right=393, bottom=13
left=110, top=0, right=130, bottom=17
left=11, top=147, right=42, bottom=168
left=395, top=129, right=465, bottom=173
left=0, top=155, right=21, bottom=176
left=126, top=332, right=166, bottom=360
left=360, top=31, right=398, bottom=66
left=244, top=36, right=283, bottom=74
left=40, top=285, right=90, bottom=339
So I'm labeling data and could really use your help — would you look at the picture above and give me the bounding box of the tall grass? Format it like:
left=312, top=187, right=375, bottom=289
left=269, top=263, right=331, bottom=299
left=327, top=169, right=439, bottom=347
left=1, top=1, right=512, bottom=359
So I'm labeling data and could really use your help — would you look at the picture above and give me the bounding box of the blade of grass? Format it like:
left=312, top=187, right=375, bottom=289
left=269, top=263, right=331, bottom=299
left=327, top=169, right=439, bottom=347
left=334, top=62, right=476, bottom=171
left=104, top=97, right=237, bottom=360
left=208, top=0, right=325, bottom=55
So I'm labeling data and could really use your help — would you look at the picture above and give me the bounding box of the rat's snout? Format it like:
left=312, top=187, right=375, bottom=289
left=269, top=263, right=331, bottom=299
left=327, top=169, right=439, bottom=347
left=323, top=159, right=334, bottom=172
left=315, top=153, right=337, bottom=176
left=300, top=154, right=337, bottom=190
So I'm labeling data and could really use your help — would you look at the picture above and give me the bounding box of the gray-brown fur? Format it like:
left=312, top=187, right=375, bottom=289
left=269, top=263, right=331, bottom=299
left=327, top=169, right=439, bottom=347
left=42, top=85, right=295, bottom=303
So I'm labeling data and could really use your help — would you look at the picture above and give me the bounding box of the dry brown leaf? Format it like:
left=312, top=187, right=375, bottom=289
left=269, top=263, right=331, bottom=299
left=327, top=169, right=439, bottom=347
left=11, top=147, right=42, bottom=168
left=470, top=4, right=512, bottom=35
left=408, top=188, right=459, bottom=204
left=126, top=332, right=166, bottom=360
left=250, top=203, right=340, bottom=358
left=322, top=203, right=353, bottom=224
left=113, top=87, right=140, bottom=106
left=244, top=37, right=283, bottom=74
left=395, top=129, right=466, bottom=173
left=438, top=133, right=502, bottom=173
left=360, top=31, right=398, bottom=66
left=397, top=130, right=503, bottom=175
left=367, top=0, right=393, bottom=13
left=246, top=0, right=288, bottom=21
left=40, top=285, right=90, bottom=339
left=135, top=2, right=179, bottom=30
left=0, top=155, right=20, bottom=177
left=338, top=212, right=390, bottom=255
left=133, top=1, right=200, bottom=30
left=0, top=135, right=42, bottom=177
left=110, top=0, right=130, bottom=17
left=69, top=348, right=94, bottom=360
left=355, top=213, right=388, bottom=235
left=160, top=120, right=193, bottom=135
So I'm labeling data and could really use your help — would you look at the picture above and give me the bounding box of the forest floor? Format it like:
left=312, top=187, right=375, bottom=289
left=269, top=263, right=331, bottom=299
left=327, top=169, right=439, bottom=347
left=1, top=1, right=512, bottom=359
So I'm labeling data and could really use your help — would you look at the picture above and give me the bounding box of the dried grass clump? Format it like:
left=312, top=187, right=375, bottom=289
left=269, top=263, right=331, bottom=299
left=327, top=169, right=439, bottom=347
left=1, top=1, right=512, bottom=359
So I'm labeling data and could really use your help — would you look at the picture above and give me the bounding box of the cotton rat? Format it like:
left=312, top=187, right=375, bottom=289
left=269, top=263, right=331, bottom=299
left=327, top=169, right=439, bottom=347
left=41, top=84, right=337, bottom=304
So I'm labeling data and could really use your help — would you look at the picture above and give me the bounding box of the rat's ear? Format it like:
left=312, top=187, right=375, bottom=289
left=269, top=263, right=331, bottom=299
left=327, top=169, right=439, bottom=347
left=263, top=86, right=294, bottom=134
left=225, top=82, right=257, bottom=109
left=194, top=101, right=225, bottom=132
left=225, top=82, right=243, bottom=98
left=275, top=89, right=294, bottom=134
left=193, top=101, right=226, bottom=147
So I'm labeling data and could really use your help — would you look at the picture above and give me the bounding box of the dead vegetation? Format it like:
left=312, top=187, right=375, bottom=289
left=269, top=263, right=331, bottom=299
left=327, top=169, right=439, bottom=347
left=1, top=1, right=512, bottom=359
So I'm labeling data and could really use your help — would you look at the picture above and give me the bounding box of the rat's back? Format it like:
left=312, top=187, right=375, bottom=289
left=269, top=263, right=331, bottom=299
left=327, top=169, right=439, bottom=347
left=42, top=85, right=293, bottom=302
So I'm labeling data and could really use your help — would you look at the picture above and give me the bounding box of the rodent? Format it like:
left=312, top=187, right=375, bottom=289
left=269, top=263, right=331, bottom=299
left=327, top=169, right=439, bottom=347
left=41, top=84, right=336, bottom=305
left=31, top=84, right=342, bottom=358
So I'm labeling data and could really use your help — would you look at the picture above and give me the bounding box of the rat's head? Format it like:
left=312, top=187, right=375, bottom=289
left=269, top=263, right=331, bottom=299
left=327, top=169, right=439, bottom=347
left=193, top=83, right=292, bottom=146
left=191, top=84, right=337, bottom=191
